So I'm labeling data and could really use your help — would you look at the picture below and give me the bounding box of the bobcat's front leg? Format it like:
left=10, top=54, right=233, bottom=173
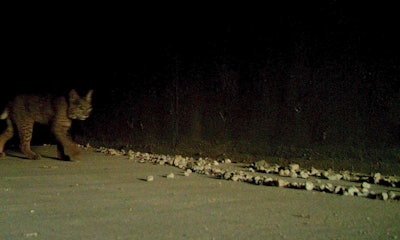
left=0, top=119, right=14, bottom=157
left=52, top=120, right=81, bottom=160
left=56, top=142, right=71, bottom=161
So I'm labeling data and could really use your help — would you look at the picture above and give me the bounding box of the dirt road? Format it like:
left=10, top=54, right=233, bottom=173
left=1, top=146, right=399, bottom=239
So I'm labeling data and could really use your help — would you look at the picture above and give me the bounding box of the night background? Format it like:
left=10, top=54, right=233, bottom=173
left=3, top=2, right=400, bottom=174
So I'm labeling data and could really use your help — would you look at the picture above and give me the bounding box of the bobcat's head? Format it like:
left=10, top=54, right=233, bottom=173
left=68, top=89, right=93, bottom=120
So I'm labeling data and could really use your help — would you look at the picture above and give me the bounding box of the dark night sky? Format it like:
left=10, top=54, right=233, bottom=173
left=1, top=1, right=400, bottom=150
left=3, top=2, right=400, bottom=94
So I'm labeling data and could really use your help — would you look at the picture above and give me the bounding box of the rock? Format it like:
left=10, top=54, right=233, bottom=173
left=184, top=169, right=192, bottom=176
left=334, top=186, right=345, bottom=194
left=310, top=167, right=320, bottom=176
left=263, top=177, right=274, bottom=186
left=290, top=171, right=298, bottom=178
left=329, top=173, right=343, bottom=181
left=127, top=150, right=135, bottom=160
left=277, top=179, right=289, bottom=187
left=361, top=182, right=371, bottom=189
left=224, top=158, right=232, bottom=164
left=380, top=192, right=389, bottom=201
left=253, top=176, right=263, bottom=185
left=223, top=171, right=232, bottom=180
left=253, top=160, right=269, bottom=170
left=173, top=155, right=187, bottom=168
left=299, top=171, right=309, bottom=179
left=231, top=174, right=242, bottom=182
left=388, top=191, right=398, bottom=200
left=146, top=175, right=154, bottom=182
left=289, top=163, right=300, bottom=172
left=305, top=181, right=314, bottom=191
left=373, top=172, right=382, bottom=184
left=347, top=186, right=359, bottom=196
left=279, top=169, right=290, bottom=177
left=359, top=188, right=370, bottom=197
left=289, top=182, right=302, bottom=189
left=324, top=183, right=334, bottom=193
left=166, top=173, right=175, bottom=179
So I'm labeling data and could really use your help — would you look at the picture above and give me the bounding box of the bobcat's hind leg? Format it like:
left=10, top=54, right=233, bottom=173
left=0, top=119, right=14, bottom=157
left=17, top=120, right=41, bottom=160
left=20, top=141, right=41, bottom=160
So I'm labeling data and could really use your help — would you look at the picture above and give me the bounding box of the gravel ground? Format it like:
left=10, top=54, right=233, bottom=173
left=0, top=145, right=399, bottom=239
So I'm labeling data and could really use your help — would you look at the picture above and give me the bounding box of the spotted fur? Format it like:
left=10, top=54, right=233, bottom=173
left=0, top=89, right=93, bottom=160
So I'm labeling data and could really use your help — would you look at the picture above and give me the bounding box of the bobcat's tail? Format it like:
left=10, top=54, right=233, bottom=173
left=0, top=108, right=8, bottom=120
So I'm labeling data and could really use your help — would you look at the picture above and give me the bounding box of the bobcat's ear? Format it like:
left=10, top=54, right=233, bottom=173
left=86, top=89, right=93, bottom=102
left=69, top=89, right=79, bottom=100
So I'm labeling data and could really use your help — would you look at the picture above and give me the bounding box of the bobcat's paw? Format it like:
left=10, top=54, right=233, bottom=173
left=30, top=153, right=42, bottom=160
left=69, top=148, right=82, bottom=158
left=61, top=146, right=82, bottom=161
left=61, top=153, right=83, bottom=161
left=24, top=152, right=41, bottom=160
left=0, top=152, right=6, bottom=157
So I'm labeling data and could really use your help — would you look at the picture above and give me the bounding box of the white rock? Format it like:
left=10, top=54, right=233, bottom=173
left=361, top=182, right=371, bottom=189
left=253, top=176, right=262, bottom=184
left=173, top=155, right=186, bottom=167
left=373, top=172, right=382, bottom=184
left=279, top=169, right=290, bottom=177
left=310, top=167, right=320, bottom=176
left=166, top=173, right=175, bottom=179
left=231, top=174, right=242, bottom=182
left=183, top=169, right=192, bottom=176
left=223, top=172, right=232, bottom=180
left=289, top=163, right=300, bottom=172
left=24, top=232, right=38, bottom=238
left=263, top=178, right=274, bottom=185
left=359, top=188, right=369, bottom=197
left=327, top=173, right=343, bottom=181
left=299, top=171, right=309, bottom=179
left=335, top=186, right=345, bottom=194
left=289, top=182, right=301, bottom=188
left=381, top=192, right=389, bottom=201
left=277, top=179, right=289, bottom=187
left=324, top=183, right=334, bottom=192
left=388, top=191, right=398, bottom=200
left=128, top=150, right=135, bottom=160
left=347, top=186, right=359, bottom=196
left=305, top=181, right=314, bottom=191
left=146, top=175, right=154, bottom=182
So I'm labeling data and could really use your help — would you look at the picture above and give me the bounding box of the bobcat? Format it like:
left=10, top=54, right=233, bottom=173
left=0, top=89, right=93, bottom=160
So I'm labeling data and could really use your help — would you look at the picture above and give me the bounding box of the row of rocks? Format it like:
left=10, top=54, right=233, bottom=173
left=251, top=160, right=400, bottom=188
left=94, top=146, right=400, bottom=201
left=219, top=169, right=398, bottom=201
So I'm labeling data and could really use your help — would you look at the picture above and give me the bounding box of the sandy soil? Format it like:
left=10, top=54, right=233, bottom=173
left=0, top=145, right=399, bottom=240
